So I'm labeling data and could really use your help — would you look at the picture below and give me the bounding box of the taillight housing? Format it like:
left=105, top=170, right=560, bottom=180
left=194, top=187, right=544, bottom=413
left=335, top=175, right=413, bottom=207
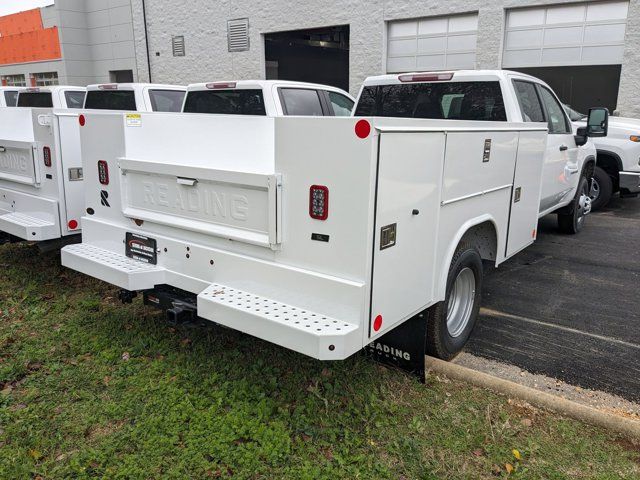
left=398, top=72, right=454, bottom=82
left=98, top=160, right=109, bottom=185
left=43, top=146, right=51, bottom=167
left=309, top=185, right=329, bottom=220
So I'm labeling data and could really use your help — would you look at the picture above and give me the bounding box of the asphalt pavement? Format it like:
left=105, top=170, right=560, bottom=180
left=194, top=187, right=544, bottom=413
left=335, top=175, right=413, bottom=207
left=467, top=195, right=640, bottom=402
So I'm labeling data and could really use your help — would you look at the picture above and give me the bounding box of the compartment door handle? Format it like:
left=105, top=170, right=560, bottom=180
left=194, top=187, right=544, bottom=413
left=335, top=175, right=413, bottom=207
left=177, top=177, right=198, bottom=186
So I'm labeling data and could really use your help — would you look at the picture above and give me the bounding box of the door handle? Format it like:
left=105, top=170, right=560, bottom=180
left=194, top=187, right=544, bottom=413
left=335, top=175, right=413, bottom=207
left=177, top=177, right=198, bottom=186
left=559, top=145, right=568, bottom=151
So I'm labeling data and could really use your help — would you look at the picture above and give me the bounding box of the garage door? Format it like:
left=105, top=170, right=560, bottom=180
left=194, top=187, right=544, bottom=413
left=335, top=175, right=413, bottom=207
left=387, top=14, right=478, bottom=73
left=503, top=1, right=628, bottom=67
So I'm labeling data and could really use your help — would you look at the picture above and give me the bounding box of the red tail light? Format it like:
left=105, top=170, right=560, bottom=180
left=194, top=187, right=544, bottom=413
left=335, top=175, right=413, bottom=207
left=98, top=160, right=109, bottom=185
left=309, top=185, right=329, bottom=220
left=43, top=146, right=51, bottom=167
left=398, top=72, right=453, bottom=82
left=98, top=84, right=118, bottom=90
left=205, top=82, right=237, bottom=89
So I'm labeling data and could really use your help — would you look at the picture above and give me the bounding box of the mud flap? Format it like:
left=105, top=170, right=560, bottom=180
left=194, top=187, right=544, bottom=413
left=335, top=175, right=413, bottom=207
left=365, top=312, right=428, bottom=382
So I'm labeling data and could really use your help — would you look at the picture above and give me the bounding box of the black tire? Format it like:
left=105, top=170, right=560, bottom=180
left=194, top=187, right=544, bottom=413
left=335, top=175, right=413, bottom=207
left=590, top=166, right=613, bottom=211
left=558, top=176, right=590, bottom=234
left=426, top=243, right=483, bottom=361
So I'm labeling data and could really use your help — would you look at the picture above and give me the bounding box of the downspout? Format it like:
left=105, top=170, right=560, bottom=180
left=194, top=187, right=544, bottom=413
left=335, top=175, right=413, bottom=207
left=141, top=0, right=152, bottom=82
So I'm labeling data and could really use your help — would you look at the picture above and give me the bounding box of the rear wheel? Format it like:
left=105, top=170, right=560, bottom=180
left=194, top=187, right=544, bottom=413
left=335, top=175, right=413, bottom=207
left=426, top=243, right=483, bottom=361
left=589, top=166, right=613, bottom=211
left=558, top=176, right=591, bottom=234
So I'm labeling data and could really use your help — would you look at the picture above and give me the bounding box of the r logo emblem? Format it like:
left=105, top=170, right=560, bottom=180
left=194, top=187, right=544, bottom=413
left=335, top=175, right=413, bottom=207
left=100, top=190, right=110, bottom=207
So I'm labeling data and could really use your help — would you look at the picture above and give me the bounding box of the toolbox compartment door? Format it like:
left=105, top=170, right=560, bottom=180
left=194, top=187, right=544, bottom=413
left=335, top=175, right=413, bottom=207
left=369, top=132, right=446, bottom=337
left=119, top=158, right=281, bottom=248
left=0, top=142, right=38, bottom=186
left=505, top=130, right=547, bottom=257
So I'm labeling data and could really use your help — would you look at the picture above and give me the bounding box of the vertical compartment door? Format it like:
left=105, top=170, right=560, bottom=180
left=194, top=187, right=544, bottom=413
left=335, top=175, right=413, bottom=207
left=57, top=113, right=84, bottom=235
left=506, top=131, right=547, bottom=257
left=369, top=132, right=445, bottom=338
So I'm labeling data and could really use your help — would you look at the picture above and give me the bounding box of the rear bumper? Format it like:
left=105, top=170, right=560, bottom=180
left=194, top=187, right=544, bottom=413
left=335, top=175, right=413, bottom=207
left=0, top=186, right=61, bottom=241
left=619, top=171, right=640, bottom=194
left=61, top=235, right=365, bottom=360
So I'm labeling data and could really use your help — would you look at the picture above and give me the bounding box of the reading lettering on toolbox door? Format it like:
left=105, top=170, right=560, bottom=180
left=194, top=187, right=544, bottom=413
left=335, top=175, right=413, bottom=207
left=0, top=147, right=36, bottom=184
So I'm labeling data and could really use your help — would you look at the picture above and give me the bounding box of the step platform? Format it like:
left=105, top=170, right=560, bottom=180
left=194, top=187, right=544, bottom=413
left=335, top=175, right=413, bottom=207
left=0, top=212, right=58, bottom=241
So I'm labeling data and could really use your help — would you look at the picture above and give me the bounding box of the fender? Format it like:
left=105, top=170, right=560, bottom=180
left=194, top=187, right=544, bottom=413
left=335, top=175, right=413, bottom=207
left=595, top=149, right=623, bottom=172
left=435, top=214, right=501, bottom=302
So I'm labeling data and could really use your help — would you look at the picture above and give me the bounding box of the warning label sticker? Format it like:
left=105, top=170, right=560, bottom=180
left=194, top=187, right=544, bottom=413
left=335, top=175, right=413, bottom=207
left=125, top=113, right=142, bottom=127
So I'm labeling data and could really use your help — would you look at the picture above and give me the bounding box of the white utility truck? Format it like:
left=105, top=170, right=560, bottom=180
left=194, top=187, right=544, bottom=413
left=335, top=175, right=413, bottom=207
left=354, top=71, right=608, bottom=234
left=0, top=86, right=25, bottom=107
left=566, top=105, right=638, bottom=209
left=0, top=84, right=185, bottom=248
left=84, top=83, right=187, bottom=112
left=181, top=80, right=354, bottom=116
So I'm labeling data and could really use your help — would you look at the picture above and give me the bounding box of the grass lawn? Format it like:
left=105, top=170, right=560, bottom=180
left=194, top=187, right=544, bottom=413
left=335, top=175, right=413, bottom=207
left=0, top=242, right=639, bottom=479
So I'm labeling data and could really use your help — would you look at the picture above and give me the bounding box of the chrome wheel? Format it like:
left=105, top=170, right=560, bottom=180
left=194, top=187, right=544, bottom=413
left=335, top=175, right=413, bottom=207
left=577, top=181, right=592, bottom=228
left=446, top=267, right=476, bottom=338
left=590, top=177, right=601, bottom=202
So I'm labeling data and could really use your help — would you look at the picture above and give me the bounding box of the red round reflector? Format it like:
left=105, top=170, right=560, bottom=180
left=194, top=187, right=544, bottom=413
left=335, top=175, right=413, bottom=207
left=68, top=220, right=78, bottom=230
left=79, top=115, right=86, bottom=126
left=355, top=119, right=371, bottom=139
left=373, top=314, right=383, bottom=332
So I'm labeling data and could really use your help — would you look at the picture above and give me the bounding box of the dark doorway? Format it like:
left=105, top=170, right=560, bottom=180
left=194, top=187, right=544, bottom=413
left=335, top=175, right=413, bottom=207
left=512, top=65, right=621, bottom=114
left=264, top=25, right=349, bottom=91
left=109, top=70, right=134, bottom=83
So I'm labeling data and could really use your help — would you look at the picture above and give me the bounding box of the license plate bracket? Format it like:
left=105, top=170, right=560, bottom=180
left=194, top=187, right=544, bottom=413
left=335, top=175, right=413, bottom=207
left=125, top=232, right=157, bottom=264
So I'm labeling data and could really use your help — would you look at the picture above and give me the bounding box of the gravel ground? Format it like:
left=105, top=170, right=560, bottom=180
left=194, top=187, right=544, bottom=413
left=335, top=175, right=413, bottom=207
left=454, top=352, right=640, bottom=421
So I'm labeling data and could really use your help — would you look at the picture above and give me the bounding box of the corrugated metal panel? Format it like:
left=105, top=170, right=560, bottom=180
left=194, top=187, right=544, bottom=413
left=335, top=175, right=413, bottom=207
left=503, top=1, right=629, bottom=67
left=172, top=35, right=185, bottom=56
left=227, top=18, right=249, bottom=52
left=387, top=14, right=478, bottom=73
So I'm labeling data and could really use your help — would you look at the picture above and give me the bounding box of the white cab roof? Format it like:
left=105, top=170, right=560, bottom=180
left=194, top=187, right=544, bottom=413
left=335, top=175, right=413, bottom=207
left=187, top=79, right=352, bottom=96
left=362, top=70, right=543, bottom=86
left=21, top=85, right=86, bottom=93
left=86, top=83, right=186, bottom=92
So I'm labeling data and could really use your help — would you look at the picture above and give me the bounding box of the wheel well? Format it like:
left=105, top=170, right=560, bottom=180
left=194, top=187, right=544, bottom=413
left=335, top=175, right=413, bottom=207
left=459, top=221, right=497, bottom=264
left=596, top=150, right=622, bottom=179
left=582, top=157, right=595, bottom=180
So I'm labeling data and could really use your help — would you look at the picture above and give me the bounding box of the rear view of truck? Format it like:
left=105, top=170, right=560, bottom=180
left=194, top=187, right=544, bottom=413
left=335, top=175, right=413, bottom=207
left=0, top=88, right=86, bottom=244
left=62, top=110, right=546, bottom=363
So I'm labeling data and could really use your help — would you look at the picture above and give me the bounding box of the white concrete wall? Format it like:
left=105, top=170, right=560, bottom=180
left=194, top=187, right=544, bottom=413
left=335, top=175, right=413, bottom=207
left=130, top=0, right=640, bottom=116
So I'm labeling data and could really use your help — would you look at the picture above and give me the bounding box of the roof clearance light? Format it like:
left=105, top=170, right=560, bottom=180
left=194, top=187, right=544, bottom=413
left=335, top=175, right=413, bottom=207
left=398, top=72, right=454, bottom=83
left=98, top=160, right=109, bottom=185
left=205, top=82, right=237, bottom=89
left=43, top=146, right=52, bottom=167
left=309, top=185, right=329, bottom=220
left=79, top=114, right=86, bottom=126
left=26, top=87, right=40, bottom=93
left=98, top=84, right=118, bottom=90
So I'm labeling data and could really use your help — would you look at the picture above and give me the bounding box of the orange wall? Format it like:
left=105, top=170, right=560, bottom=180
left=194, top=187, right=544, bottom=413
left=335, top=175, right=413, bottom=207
left=0, top=9, right=61, bottom=65
left=0, top=8, right=43, bottom=36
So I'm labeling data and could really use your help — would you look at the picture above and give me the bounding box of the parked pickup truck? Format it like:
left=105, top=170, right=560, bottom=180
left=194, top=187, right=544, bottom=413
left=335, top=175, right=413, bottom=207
left=0, top=86, right=24, bottom=107
left=0, top=84, right=185, bottom=248
left=354, top=71, right=607, bottom=234
left=181, top=80, right=354, bottom=116
left=566, top=105, right=638, bottom=210
left=63, top=105, right=551, bottom=367
left=84, top=83, right=186, bottom=112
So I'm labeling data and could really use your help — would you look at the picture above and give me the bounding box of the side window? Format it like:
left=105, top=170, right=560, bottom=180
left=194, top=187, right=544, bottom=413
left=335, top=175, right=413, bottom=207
left=513, top=81, right=545, bottom=123
left=280, top=88, right=324, bottom=116
left=537, top=86, right=570, bottom=134
left=148, top=89, right=186, bottom=112
left=4, top=91, right=18, bottom=107
left=326, top=91, right=354, bottom=116
left=64, top=91, right=86, bottom=109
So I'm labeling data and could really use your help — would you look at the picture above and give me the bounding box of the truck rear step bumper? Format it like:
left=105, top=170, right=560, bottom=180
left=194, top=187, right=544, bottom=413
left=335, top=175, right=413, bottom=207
left=61, top=243, right=166, bottom=290
left=619, top=171, right=640, bottom=194
left=197, top=284, right=360, bottom=360
left=61, top=243, right=362, bottom=360
left=0, top=212, right=58, bottom=241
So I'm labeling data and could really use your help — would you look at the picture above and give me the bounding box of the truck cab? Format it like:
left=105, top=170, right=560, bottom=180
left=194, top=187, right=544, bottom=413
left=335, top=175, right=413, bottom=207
left=17, top=86, right=86, bottom=109
left=566, top=105, right=640, bottom=210
left=84, top=83, right=186, bottom=112
left=354, top=70, right=607, bottom=234
left=182, top=80, right=354, bottom=116
left=0, top=87, right=25, bottom=107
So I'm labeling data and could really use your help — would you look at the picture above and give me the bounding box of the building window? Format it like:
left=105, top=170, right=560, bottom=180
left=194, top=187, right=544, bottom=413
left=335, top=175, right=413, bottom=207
left=1, top=74, right=26, bottom=86
left=33, top=72, right=59, bottom=86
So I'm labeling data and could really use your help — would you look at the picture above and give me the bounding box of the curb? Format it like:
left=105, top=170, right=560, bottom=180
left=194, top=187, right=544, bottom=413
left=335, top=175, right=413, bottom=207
left=426, top=356, right=640, bottom=440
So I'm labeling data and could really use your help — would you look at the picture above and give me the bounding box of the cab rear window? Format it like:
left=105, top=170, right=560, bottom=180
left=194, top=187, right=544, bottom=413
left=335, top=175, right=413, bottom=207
left=148, top=89, right=186, bottom=112
left=354, top=81, right=506, bottom=121
left=4, top=90, right=18, bottom=107
left=182, top=89, right=266, bottom=115
left=84, top=90, right=137, bottom=111
left=17, top=92, right=53, bottom=108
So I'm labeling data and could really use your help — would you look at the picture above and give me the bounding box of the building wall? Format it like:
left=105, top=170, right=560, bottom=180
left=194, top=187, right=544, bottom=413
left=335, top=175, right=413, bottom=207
left=131, top=0, right=640, bottom=116
left=0, top=0, right=139, bottom=86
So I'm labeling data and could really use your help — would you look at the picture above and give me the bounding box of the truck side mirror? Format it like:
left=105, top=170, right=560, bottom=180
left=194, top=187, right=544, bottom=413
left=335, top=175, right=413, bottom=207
left=574, top=126, right=588, bottom=147
left=586, top=107, right=609, bottom=137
